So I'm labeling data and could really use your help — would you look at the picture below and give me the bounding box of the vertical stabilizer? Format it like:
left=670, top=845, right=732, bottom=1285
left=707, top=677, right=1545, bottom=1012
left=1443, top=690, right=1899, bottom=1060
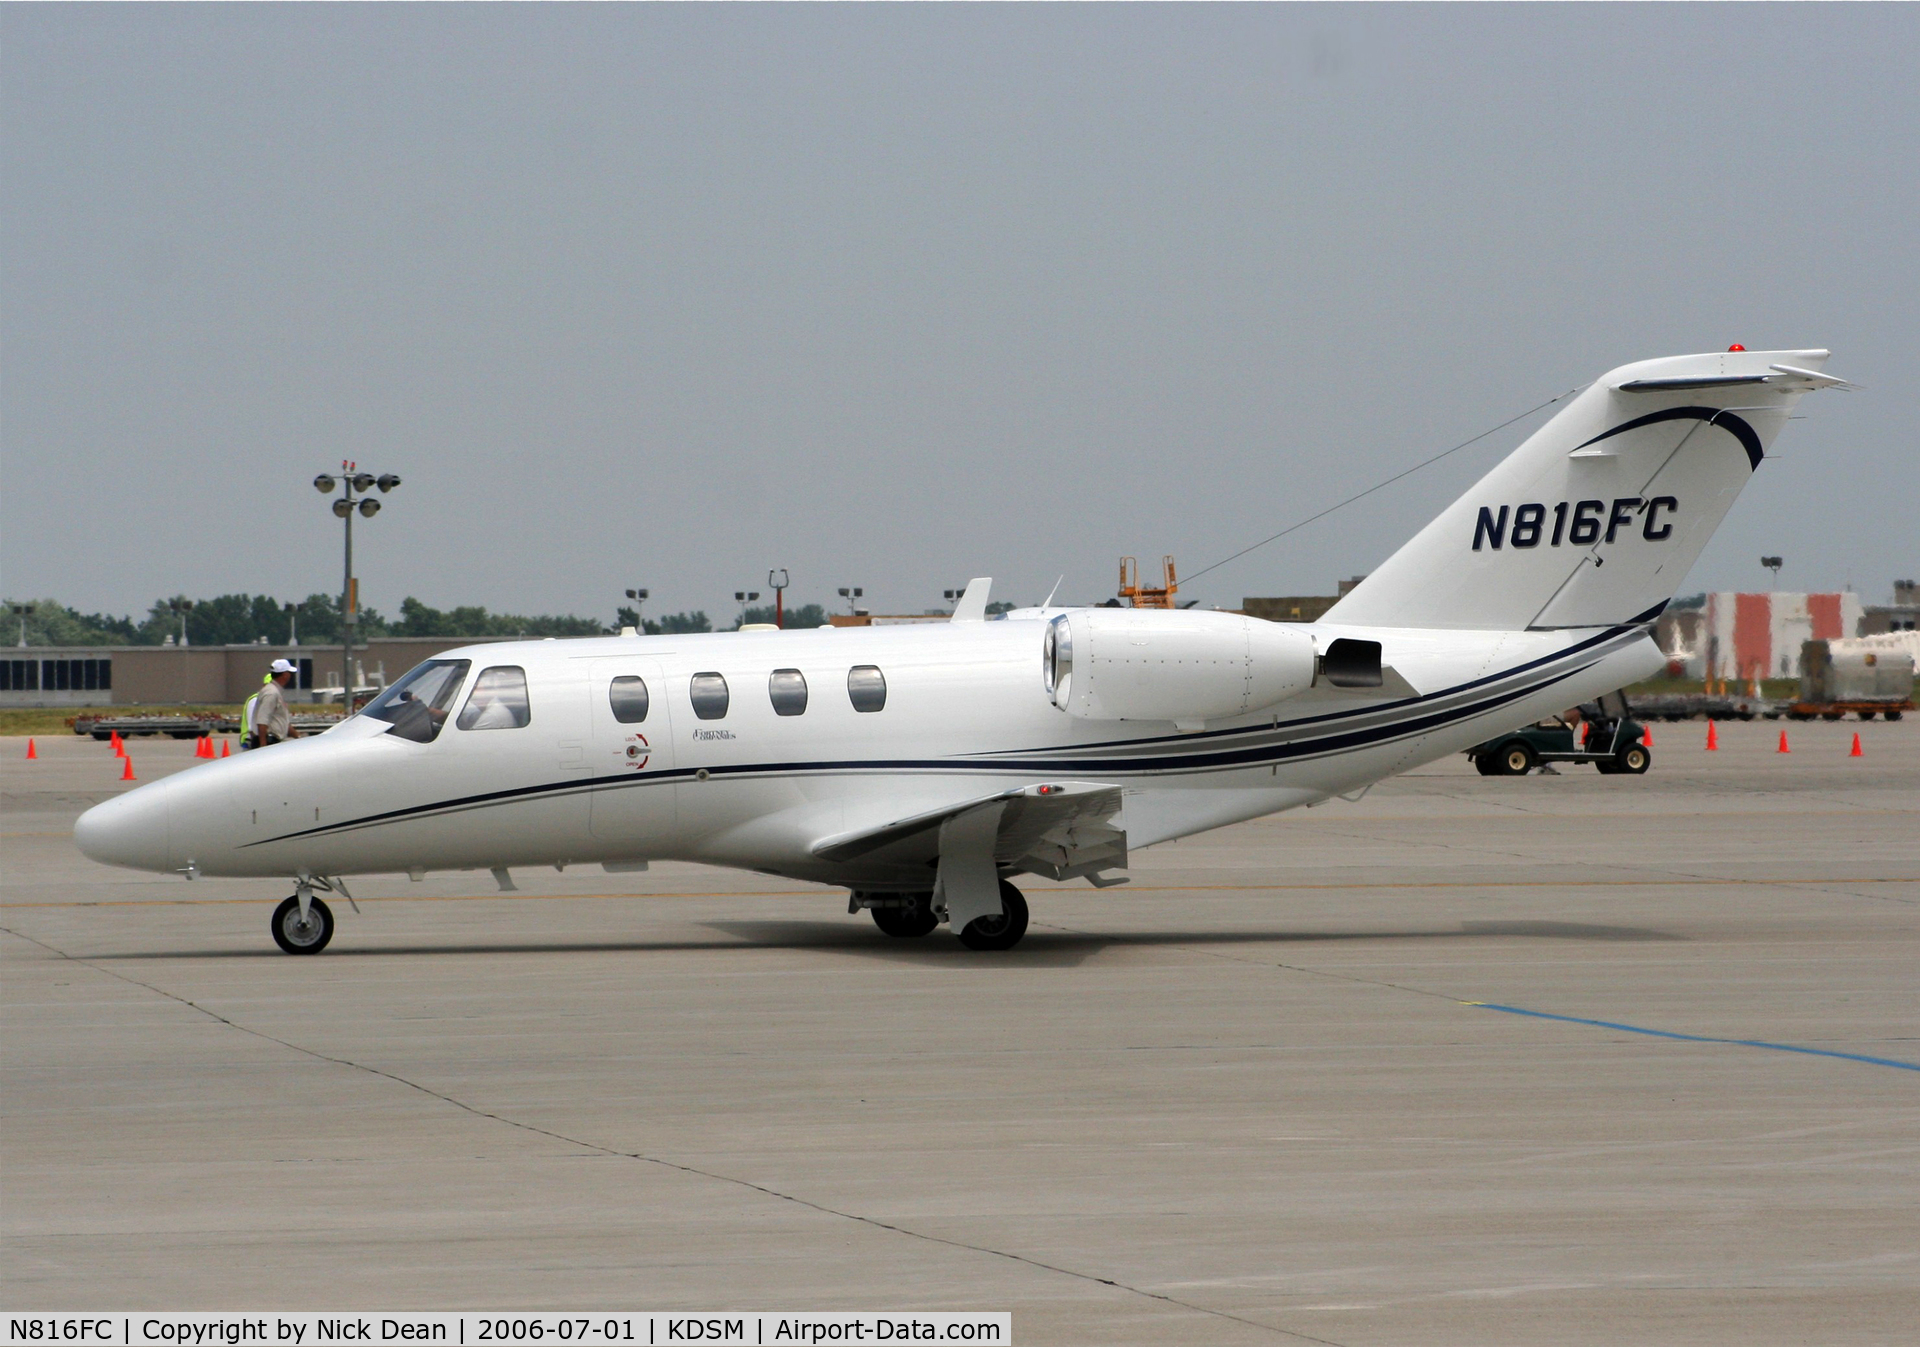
left=1325, top=349, right=1839, bottom=631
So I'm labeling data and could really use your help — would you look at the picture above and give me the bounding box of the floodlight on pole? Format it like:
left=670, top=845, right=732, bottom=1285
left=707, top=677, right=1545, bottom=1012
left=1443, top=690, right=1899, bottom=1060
left=1761, top=555, right=1784, bottom=587
left=319, top=460, right=400, bottom=702
left=624, top=587, right=649, bottom=628
left=13, top=602, right=35, bottom=648
left=837, top=587, right=864, bottom=616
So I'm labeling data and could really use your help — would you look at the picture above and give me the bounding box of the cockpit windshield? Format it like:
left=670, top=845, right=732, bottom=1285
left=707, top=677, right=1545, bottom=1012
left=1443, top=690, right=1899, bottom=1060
left=360, top=659, right=471, bottom=744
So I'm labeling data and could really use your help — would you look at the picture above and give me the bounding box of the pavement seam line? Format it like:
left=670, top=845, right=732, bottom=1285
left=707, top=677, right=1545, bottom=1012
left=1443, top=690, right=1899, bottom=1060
left=0, top=923, right=1346, bottom=1347
left=1031, top=920, right=1920, bottom=1074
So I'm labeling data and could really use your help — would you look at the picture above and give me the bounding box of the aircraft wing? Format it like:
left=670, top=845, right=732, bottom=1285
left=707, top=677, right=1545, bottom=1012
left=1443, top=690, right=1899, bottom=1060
left=811, top=781, right=1128, bottom=883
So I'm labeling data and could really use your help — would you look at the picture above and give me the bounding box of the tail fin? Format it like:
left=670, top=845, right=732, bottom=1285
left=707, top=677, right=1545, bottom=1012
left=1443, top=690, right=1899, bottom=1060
left=1324, top=349, right=1843, bottom=631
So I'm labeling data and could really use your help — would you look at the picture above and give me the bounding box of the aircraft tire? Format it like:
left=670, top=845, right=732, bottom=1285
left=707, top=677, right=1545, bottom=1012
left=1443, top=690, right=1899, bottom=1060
left=1497, top=742, right=1536, bottom=776
left=1616, top=745, right=1651, bottom=775
left=957, top=881, right=1029, bottom=951
left=271, top=895, right=334, bottom=955
left=871, top=893, right=938, bottom=938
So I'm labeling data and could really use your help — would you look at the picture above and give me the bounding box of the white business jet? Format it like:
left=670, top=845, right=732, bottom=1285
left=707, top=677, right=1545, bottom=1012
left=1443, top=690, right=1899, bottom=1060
left=76, top=348, right=1847, bottom=953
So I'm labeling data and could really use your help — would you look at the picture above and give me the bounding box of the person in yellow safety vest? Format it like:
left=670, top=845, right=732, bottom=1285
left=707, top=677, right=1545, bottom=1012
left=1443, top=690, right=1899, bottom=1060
left=238, top=674, right=269, bottom=750
left=244, top=659, right=301, bottom=750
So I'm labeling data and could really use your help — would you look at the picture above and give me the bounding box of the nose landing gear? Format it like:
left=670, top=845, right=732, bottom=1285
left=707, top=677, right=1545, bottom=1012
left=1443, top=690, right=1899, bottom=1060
left=271, top=893, right=335, bottom=954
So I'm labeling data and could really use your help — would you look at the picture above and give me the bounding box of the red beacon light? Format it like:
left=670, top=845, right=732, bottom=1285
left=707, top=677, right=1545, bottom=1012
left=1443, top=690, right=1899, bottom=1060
left=1728, top=344, right=1746, bottom=351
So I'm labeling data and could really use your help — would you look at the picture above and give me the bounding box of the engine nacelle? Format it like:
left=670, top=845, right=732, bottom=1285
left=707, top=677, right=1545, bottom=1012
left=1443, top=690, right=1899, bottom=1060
left=1043, top=608, right=1319, bottom=724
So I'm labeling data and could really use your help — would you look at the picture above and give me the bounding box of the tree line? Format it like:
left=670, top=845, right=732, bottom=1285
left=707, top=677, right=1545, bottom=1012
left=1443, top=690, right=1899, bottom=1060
left=4, top=593, right=832, bottom=646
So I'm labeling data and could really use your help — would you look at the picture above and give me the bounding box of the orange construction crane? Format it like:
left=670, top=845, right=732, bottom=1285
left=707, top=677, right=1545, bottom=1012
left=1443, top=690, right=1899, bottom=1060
left=1118, top=555, right=1179, bottom=609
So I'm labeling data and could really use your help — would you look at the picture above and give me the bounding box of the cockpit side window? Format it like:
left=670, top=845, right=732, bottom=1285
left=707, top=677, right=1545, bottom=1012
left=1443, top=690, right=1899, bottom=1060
left=361, top=659, right=471, bottom=744
left=457, top=666, right=531, bottom=731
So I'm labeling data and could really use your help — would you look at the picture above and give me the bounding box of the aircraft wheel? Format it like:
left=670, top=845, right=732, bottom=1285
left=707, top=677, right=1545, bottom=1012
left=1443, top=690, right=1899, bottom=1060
left=871, top=892, right=938, bottom=938
left=1616, top=745, right=1651, bottom=775
left=957, top=880, right=1029, bottom=951
left=1498, top=742, right=1536, bottom=776
left=271, top=895, right=334, bottom=955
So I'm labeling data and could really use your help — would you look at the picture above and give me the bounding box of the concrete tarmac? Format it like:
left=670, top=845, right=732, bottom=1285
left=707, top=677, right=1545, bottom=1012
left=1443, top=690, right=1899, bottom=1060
left=3, top=722, right=1916, bottom=1344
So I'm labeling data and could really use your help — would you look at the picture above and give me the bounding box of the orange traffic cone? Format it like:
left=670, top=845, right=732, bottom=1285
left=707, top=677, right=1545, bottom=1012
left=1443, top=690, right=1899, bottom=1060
left=25, top=738, right=37, bottom=759
left=1705, top=721, right=1719, bottom=751
left=1777, top=729, right=1791, bottom=754
left=199, top=735, right=213, bottom=758
left=1641, top=726, right=1653, bottom=747
left=220, top=739, right=231, bottom=758
left=1850, top=732, right=1863, bottom=757
left=110, top=730, right=123, bottom=756
left=120, top=754, right=136, bottom=781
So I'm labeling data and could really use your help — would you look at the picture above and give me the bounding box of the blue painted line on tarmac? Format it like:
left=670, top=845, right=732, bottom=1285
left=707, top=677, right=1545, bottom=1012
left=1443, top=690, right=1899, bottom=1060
left=1468, top=1003, right=1920, bottom=1073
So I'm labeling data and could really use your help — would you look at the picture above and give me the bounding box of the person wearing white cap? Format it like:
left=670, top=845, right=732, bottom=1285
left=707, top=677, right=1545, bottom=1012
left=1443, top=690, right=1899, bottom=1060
left=249, top=658, right=301, bottom=749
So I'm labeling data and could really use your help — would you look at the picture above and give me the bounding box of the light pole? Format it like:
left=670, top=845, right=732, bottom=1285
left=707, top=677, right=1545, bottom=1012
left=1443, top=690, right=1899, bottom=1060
left=1761, top=555, right=1784, bottom=588
left=166, top=598, right=194, bottom=702
left=836, top=587, right=864, bottom=616
left=12, top=603, right=33, bottom=648
left=314, top=464, right=400, bottom=700
left=624, top=587, right=649, bottom=631
left=734, top=590, right=760, bottom=628
left=768, top=569, right=789, bottom=629
left=285, top=601, right=303, bottom=647
left=943, top=588, right=963, bottom=612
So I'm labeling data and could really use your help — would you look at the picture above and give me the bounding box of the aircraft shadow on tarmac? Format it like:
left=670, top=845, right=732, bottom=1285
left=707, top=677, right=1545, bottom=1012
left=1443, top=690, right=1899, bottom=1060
left=88, top=919, right=1684, bottom=966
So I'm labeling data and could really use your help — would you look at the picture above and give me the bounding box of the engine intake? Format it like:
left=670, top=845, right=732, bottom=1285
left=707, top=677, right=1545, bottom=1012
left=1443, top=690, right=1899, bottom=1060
left=1044, top=609, right=1318, bottom=724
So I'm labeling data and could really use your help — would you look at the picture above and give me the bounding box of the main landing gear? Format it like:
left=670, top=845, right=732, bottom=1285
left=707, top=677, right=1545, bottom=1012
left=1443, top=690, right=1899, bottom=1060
left=856, top=880, right=1031, bottom=950
left=869, top=892, right=940, bottom=938
left=956, top=880, right=1029, bottom=951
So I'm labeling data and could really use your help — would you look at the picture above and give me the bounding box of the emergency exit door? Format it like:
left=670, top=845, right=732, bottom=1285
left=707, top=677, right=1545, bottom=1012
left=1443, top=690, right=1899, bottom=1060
left=587, top=659, right=677, bottom=847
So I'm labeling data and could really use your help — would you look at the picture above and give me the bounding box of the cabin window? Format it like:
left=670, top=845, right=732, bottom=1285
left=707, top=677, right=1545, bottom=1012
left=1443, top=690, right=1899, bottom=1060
left=690, top=672, right=730, bottom=720
left=457, top=666, right=531, bottom=731
left=768, top=668, right=808, bottom=716
left=609, top=675, right=650, bottom=724
left=361, top=659, right=471, bottom=744
left=847, top=664, right=887, bottom=713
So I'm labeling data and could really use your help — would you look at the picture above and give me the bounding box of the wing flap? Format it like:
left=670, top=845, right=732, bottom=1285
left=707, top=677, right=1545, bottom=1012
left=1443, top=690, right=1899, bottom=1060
left=811, top=780, right=1127, bottom=879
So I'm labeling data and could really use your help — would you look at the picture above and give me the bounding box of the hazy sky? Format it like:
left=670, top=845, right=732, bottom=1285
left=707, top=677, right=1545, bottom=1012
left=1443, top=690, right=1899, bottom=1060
left=4, top=4, right=1914, bottom=624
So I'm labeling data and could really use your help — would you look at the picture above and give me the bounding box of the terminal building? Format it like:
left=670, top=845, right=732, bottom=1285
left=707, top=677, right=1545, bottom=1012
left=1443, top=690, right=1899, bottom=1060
left=0, top=636, right=514, bottom=708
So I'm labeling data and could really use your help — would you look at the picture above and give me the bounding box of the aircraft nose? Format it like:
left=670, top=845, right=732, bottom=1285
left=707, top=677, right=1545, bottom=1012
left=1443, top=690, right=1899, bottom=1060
left=74, top=779, right=173, bottom=872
